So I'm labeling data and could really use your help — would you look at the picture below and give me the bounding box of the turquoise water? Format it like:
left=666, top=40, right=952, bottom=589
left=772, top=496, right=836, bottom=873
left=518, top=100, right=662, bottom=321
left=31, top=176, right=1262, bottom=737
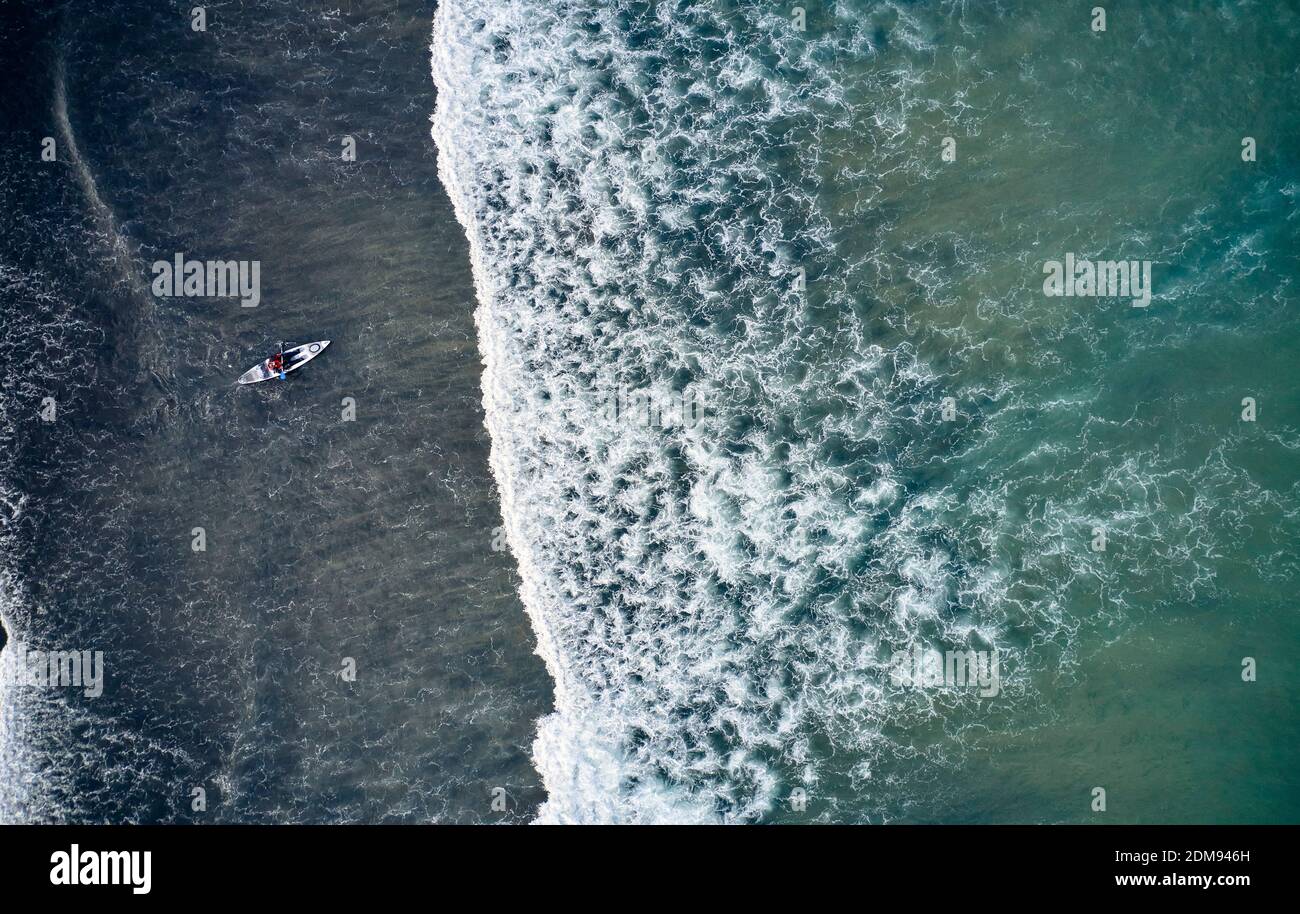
left=434, top=0, right=1300, bottom=822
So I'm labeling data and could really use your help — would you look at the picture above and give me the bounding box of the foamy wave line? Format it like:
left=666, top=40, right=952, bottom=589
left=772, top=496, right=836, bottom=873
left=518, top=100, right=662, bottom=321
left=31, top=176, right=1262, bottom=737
left=429, top=0, right=887, bottom=824
left=428, top=0, right=1027, bottom=824
left=0, top=624, right=37, bottom=822
left=430, top=3, right=702, bottom=824
left=54, top=50, right=173, bottom=388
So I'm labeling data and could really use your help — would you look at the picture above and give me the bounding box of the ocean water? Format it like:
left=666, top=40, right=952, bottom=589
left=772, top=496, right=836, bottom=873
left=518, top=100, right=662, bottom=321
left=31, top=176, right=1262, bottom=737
left=3, top=0, right=1298, bottom=826
left=432, top=0, right=1300, bottom=822
left=1, top=0, right=549, bottom=823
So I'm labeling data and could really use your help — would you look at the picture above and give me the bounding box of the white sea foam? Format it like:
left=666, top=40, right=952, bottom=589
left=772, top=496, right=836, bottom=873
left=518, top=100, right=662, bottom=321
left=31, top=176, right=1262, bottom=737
left=429, top=0, right=1019, bottom=823
left=429, top=0, right=1275, bottom=824
left=0, top=615, right=25, bottom=820
left=0, top=263, right=85, bottom=823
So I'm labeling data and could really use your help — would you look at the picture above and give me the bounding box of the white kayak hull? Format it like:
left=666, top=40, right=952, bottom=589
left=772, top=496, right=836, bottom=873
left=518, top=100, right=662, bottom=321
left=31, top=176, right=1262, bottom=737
left=238, top=340, right=331, bottom=385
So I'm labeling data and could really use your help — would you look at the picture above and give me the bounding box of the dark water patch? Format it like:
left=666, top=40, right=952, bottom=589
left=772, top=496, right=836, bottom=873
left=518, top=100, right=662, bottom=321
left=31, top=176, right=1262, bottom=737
left=2, top=0, right=549, bottom=823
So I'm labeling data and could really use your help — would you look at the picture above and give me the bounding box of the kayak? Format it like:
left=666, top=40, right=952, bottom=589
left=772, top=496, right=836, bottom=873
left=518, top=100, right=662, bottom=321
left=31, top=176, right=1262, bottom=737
left=238, top=340, right=331, bottom=385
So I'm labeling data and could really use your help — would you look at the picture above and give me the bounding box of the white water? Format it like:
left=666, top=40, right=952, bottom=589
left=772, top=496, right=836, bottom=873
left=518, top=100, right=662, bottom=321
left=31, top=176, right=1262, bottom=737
left=429, top=0, right=1022, bottom=823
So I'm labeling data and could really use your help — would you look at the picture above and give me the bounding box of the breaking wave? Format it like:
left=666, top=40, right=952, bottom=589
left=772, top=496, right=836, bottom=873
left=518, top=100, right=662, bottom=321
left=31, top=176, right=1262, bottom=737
left=431, top=0, right=1033, bottom=823
left=431, top=0, right=1299, bottom=823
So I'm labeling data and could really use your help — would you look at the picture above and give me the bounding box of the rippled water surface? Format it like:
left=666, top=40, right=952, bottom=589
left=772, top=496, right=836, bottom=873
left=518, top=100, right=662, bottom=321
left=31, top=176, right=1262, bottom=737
left=3, top=0, right=1298, bottom=824
left=432, top=0, right=1300, bottom=822
left=1, top=0, right=549, bottom=823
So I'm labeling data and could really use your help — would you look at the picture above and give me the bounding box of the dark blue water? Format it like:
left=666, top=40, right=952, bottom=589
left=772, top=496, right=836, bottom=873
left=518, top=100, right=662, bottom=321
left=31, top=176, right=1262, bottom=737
left=1, top=0, right=549, bottom=823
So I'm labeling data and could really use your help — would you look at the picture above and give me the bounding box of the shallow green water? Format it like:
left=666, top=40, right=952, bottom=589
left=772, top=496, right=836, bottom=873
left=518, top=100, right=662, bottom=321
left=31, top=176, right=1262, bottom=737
left=789, top=0, right=1300, bottom=823
left=434, top=0, right=1300, bottom=822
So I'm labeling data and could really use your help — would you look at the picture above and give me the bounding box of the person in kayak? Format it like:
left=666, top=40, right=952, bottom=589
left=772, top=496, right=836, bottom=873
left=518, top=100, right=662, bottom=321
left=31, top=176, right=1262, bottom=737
left=267, top=342, right=290, bottom=377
